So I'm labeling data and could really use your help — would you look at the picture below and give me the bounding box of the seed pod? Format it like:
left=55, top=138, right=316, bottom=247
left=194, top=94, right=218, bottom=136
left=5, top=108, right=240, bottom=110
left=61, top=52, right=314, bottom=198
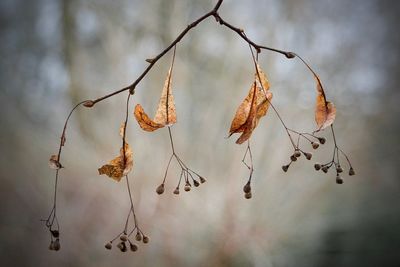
left=318, top=137, right=326, bottom=144
left=143, top=236, right=149, bottom=244
left=336, top=176, right=344, bottom=184
left=199, top=177, right=206, bottom=183
left=290, top=155, right=297, bottom=162
left=243, top=182, right=251, bottom=193
left=282, top=165, right=289, bottom=172
left=294, top=150, right=301, bottom=158
left=311, top=142, right=320, bottom=149
left=105, top=242, right=112, bottom=250
left=193, top=180, right=200, bottom=187
left=117, top=242, right=127, bottom=252
left=130, top=243, right=138, bottom=252
left=156, top=184, right=165, bottom=195
left=244, top=192, right=252, bottom=199
left=51, top=230, right=60, bottom=238
left=120, top=235, right=128, bottom=242
left=53, top=238, right=60, bottom=251
left=49, top=241, right=55, bottom=250
left=304, top=152, right=312, bottom=160
left=322, top=166, right=329, bottom=173
left=173, top=187, right=180, bottom=195
left=336, top=165, right=343, bottom=173
left=184, top=184, right=191, bottom=192
left=314, top=163, right=321, bottom=171
left=349, top=167, right=355, bottom=176
left=135, top=232, right=142, bottom=241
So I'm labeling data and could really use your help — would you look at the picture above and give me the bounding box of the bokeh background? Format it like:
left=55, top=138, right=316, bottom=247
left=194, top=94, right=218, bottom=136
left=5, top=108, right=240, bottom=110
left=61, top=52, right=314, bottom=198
left=1, top=0, right=399, bottom=266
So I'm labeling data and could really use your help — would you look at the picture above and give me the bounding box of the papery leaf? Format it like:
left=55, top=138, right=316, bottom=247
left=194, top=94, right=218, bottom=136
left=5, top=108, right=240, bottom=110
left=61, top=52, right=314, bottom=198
left=236, top=83, right=259, bottom=144
left=98, top=143, right=133, bottom=182
left=49, top=154, right=62, bottom=169
left=314, top=75, right=336, bottom=131
left=134, top=104, right=164, bottom=132
left=229, top=65, right=273, bottom=144
left=153, top=67, right=177, bottom=126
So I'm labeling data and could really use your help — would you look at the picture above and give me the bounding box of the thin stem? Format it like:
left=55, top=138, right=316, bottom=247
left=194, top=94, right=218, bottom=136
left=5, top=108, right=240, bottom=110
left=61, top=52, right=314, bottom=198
left=168, top=126, right=175, bottom=154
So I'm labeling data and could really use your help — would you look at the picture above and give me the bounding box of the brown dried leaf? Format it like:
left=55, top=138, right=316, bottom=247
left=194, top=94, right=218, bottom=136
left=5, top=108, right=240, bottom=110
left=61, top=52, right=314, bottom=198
left=314, top=75, right=336, bottom=131
left=229, top=65, right=273, bottom=144
left=134, top=104, right=164, bottom=132
left=153, top=67, right=177, bottom=126
left=98, top=143, right=133, bottom=182
left=236, top=83, right=259, bottom=144
left=49, top=154, right=62, bottom=169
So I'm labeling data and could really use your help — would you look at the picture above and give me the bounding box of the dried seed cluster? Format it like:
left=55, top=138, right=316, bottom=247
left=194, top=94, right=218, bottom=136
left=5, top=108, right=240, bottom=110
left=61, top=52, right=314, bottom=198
left=48, top=230, right=60, bottom=251
left=105, top=230, right=149, bottom=253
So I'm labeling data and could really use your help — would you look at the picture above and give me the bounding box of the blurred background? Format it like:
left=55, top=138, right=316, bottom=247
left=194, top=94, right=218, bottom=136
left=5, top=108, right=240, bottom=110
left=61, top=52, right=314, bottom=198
left=1, top=0, right=399, bottom=266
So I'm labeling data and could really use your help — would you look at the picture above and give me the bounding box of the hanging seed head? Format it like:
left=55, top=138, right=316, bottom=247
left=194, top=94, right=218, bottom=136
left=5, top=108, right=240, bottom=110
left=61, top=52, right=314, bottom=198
left=290, top=155, right=297, bottom=161
left=244, top=192, right=252, bottom=199
left=120, top=235, right=128, bottom=242
left=117, top=242, right=127, bottom=252
left=173, top=187, right=180, bottom=195
left=135, top=232, right=142, bottom=241
left=304, top=152, right=312, bottom=160
left=314, top=163, right=321, bottom=171
left=336, top=165, right=343, bottom=173
left=349, top=167, right=355, bottom=176
left=184, top=184, right=191, bottom=192
left=336, top=175, right=344, bottom=184
left=130, top=243, right=138, bottom=252
left=200, top=177, right=206, bottom=183
left=294, top=150, right=301, bottom=158
left=143, top=236, right=149, bottom=244
left=282, top=165, right=289, bottom=172
left=243, top=182, right=251, bottom=193
left=105, top=242, right=112, bottom=250
left=156, top=184, right=165, bottom=195
left=193, top=180, right=200, bottom=187
left=50, top=230, right=59, bottom=238
left=53, top=238, right=60, bottom=251
left=322, top=166, right=329, bottom=173
left=318, top=137, right=326, bottom=144
left=311, top=142, right=320, bottom=149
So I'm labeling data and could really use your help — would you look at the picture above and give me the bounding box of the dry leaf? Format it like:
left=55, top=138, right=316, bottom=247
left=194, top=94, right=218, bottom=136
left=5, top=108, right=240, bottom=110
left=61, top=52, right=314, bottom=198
left=49, top=154, right=62, bottom=169
left=154, top=67, right=177, bottom=126
left=314, top=75, right=336, bottom=131
left=229, top=65, right=273, bottom=144
left=134, top=104, right=164, bottom=132
left=98, top=143, right=133, bottom=182
left=134, top=67, right=177, bottom=131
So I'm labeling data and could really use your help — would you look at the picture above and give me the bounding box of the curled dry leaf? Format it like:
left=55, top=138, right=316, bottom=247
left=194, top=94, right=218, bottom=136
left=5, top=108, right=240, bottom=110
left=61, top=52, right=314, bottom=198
left=229, top=65, right=273, bottom=144
left=134, top=104, right=164, bottom=132
left=98, top=143, right=133, bottom=182
left=134, top=67, right=177, bottom=131
left=314, top=75, right=336, bottom=131
left=49, top=155, right=62, bottom=169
